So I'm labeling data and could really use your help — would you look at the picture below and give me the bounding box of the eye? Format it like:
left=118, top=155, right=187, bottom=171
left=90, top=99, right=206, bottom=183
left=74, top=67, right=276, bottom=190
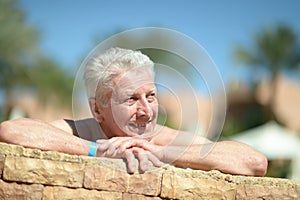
left=127, top=96, right=138, bottom=104
left=150, top=92, right=156, bottom=97
left=147, top=92, right=156, bottom=102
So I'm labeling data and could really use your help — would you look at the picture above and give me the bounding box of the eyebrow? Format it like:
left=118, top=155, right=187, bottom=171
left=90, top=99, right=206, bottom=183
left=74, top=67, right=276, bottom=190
left=124, top=90, right=134, bottom=96
left=148, top=87, right=156, bottom=93
left=124, top=87, right=156, bottom=96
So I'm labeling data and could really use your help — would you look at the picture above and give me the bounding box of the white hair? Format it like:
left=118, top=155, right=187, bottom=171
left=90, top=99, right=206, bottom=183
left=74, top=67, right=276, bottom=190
left=84, top=47, right=154, bottom=107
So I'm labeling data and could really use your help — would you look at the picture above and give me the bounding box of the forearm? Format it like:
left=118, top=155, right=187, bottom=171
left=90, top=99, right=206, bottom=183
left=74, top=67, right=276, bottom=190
left=0, top=118, right=90, bottom=156
left=161, top=141, right=267, bottom=176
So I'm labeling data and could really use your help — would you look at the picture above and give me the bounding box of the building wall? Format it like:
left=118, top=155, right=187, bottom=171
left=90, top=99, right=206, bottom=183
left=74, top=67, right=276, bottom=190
left=0, top=142, right=299, bottom=199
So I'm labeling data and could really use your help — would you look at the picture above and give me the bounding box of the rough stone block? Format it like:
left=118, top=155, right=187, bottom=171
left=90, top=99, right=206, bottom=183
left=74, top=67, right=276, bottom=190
left=43, top=186, right=122, bottom=200
left=236, top=183, right=300, bottom=199
left=3, top=156, right=84, bottom=188
left=0, top=179, right=43, bottom=200
left=40, top=150, right=82, bottom=163
left=0, top=156, right=4, bottom=177
left=0, top=142, right=82, bottom=163
left=161, top=167, right=236, bottom=200
left=0, top=142, right=24, bottom=156
left=122, top=193, right=162, bottom=200
left=0, top=142, right=299, bottom=199
left=84, top=164, right=163, bottom=196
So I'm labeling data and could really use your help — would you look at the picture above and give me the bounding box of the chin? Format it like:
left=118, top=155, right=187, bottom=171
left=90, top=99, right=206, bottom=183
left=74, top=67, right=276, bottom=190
left=123, top=128, right=153, bottom=139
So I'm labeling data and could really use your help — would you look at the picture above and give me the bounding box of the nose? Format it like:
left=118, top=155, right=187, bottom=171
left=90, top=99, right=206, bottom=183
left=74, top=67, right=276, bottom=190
left=136, top=97, right=151, bottom=117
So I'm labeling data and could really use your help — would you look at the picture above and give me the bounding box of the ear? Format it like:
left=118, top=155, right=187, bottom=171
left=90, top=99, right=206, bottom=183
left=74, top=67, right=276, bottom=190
left=89, top=98, right=104, bottom=123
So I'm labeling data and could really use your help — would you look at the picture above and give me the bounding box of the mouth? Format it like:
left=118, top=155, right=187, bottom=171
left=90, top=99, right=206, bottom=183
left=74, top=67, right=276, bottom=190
left=126, top=119, right=157, bottom=138
left=129, top=120, right=152, bottom=128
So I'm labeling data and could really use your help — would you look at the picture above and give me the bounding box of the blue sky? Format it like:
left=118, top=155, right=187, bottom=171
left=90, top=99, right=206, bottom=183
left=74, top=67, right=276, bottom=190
left=19, top=0, right=300, bottom=87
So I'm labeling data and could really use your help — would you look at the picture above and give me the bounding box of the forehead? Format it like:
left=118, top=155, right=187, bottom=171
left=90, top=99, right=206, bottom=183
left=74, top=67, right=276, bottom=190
left=113, top=69, right=155, bottom=93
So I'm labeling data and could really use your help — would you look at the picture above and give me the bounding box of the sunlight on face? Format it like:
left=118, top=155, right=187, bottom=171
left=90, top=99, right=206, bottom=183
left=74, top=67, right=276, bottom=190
left=100, top=68, right=158, bottom=139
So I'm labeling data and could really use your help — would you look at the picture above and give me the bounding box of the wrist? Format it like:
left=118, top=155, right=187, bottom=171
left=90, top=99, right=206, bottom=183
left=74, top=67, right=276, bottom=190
left=152, top=145, right=165, bottom=161
left=88, top=141, right=98, bottom=156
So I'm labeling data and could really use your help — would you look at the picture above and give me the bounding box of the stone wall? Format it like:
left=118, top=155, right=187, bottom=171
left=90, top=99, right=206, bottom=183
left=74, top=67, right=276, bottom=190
left=0, top=142, right=299, bottom=200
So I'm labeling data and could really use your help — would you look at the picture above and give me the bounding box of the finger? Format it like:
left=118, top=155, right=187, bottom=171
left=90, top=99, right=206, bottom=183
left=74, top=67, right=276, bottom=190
left=95, top=141, right=110, bottom=157
left=118, top=139, right=146, bottom=152
left=96, top=139, right=107, bottom=144
left=132, top=148, right=148, bottom=173
left=145, top=151, right=165, bottom=167
left=104, top=143, right=117, bottom=157
left=97, top=139, right=129, bottom=158
left=123, top=150, right=136, bottom=174
left=133, top=148, right=164, bottom=169
left=104, top=137, right=135, bottom=156
left=96, top=141, right=110, bottom=151
left=110, top=137, right=134, bottom=151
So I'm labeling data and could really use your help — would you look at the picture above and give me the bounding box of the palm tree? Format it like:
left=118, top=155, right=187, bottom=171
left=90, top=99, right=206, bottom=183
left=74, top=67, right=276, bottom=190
left=29, top=57, right=74, bottom=108
left=234, top=24, right=300, bottom=120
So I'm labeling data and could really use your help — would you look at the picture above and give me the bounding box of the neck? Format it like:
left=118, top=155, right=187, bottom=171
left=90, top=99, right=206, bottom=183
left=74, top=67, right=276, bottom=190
left=99, top=122, right=158, bottom=140
left=99, top=123, right=114, bottom=139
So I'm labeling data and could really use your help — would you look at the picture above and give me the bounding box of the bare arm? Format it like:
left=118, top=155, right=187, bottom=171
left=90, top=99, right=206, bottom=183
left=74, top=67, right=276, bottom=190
left=156, top=140, right=267, bottom=176
left=116, top=126, right=268, bottom=176
left=0, top=118, right=90, bottom=155
left=155, top=126, right=267, bottom=176
left=0, top=118, right=163, bottom=173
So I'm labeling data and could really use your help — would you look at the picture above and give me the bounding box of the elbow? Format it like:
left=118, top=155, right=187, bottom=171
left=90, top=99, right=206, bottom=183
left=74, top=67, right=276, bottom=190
left=246, top=153, right=268, bottom=176
left=0, top=120, right=17, bottom=144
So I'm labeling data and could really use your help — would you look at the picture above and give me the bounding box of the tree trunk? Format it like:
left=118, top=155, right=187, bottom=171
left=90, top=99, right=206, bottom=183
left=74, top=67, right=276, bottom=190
left=267, top=73, right=279, bottom=121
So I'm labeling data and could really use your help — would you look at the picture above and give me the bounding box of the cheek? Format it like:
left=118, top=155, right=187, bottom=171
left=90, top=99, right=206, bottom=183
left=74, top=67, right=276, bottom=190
left=151, top=102, right=159, bottom=115
left=111, top=104, right=135, bottom=123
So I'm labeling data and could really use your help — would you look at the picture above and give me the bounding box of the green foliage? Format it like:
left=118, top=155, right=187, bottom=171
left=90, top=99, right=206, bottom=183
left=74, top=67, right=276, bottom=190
left=0, top=0, right=39, bottom=90
left=234, top=24, right=300, bottom=77
left=255, top=25, right=299, bottom=70
left=29, top=58, right=74, bottom=107
left=232, top=24, right=300, bottom=123
left=266, top=159, right=292, bottom=178
left=221, top=102, right=269, bottom=138
left=0, top=0, right=74, bottom=120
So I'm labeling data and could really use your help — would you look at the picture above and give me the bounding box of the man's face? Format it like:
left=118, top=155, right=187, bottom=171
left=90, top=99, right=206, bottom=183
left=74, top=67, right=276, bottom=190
left=100, top=68, right=158, bottom=139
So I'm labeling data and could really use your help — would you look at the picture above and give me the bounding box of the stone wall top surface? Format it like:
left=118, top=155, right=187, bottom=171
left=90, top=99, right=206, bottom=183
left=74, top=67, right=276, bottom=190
left=0, top=142, right=299, bottom=200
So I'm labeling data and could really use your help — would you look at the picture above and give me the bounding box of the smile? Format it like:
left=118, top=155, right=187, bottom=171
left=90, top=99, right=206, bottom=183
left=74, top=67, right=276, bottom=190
left=130, top=121, right=151, bottom=128
left=135, top=123, right=147, bottom=127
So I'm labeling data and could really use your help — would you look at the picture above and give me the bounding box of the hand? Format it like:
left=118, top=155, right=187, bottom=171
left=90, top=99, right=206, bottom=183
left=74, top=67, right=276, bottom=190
left=95, top=137, right=164, bottom=173
left=114, top=137, right=165, bottom=160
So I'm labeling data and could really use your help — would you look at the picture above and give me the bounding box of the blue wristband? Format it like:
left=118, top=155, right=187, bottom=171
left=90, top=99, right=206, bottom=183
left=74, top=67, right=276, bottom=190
left=88, top=141, right=97, bottom=157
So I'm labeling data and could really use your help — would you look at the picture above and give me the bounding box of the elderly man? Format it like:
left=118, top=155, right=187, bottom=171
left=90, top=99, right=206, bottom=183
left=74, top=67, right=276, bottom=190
left=0, top=47, right=267, bottom=176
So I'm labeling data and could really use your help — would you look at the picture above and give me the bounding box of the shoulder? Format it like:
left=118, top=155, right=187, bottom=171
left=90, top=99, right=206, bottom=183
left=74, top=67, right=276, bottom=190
left=74, top=118, right=106, bottom=141
left=50, top=118, right=106, bottom=141
left=49, top=119, right=74, bottom=134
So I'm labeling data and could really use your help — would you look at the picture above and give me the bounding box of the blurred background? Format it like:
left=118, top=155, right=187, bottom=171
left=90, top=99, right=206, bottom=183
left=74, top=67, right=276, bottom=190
left=1, top=0, right=300, bottom=179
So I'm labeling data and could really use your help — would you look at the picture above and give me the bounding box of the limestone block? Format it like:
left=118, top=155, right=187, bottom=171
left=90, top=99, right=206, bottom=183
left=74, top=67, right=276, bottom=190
left=122, top=193, right=162, bottom=200
left=1, top=143, right=300, bottom=199
left=0, top=142, right=82, bottom=163
left=0, top=156, right=4, bottom=177
left=83, top=156, right=128, bottom=169
left=40, top=150, right=82, bottom=163
left=22, top=147, right=43, bottom=159
left=84, top=164, right=163, bottom=196
left=3, top=156, right=84, bottom=188
left=236, top=182, right=300, bottom=199
left=0, top=142, right=24, bottom=156
left=223, top=172, right=300, bottom=199
left=161, top=167, right=236, bottom=200
left=0, top=179, right=43, bottom=200
left=43, top=186, right=122, bottom=200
